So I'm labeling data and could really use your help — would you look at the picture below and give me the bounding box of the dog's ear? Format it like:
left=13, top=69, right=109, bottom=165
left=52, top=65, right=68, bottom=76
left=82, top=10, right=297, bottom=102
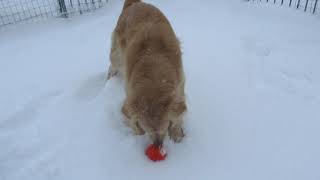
left=170, top=100, right=187, bottom=115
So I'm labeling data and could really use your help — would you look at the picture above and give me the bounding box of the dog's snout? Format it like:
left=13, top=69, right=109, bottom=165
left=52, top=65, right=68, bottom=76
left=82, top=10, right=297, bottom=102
left=151, top=133, right=165, bottom=147
left=153, top=136, right=163, bottom=147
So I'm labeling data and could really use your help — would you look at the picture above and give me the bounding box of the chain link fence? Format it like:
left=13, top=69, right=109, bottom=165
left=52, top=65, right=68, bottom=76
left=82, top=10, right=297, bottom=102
left=247, top=0, right=319, bottom=14
left=0, top=0, right=109, bottom=27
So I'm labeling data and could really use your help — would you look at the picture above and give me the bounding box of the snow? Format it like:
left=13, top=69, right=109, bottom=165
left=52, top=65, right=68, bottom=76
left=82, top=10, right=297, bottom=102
left=1, top=0, right=320, bottom=180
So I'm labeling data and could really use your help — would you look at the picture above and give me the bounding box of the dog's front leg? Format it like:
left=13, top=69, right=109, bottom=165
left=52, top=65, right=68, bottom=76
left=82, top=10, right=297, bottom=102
left=122, top=102, right=145, bottom=135
left=168, top=117, right=185, bottom=143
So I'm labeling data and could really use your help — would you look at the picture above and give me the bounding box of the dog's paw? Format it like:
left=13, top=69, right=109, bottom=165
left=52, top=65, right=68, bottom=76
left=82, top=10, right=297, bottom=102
left=169, top=127, right=184, bottom=143
left=133, top=122, right=145, bottom=135
left=133, top=128, right=145, bottom=135
left=107, top=66, right=118, bottom=80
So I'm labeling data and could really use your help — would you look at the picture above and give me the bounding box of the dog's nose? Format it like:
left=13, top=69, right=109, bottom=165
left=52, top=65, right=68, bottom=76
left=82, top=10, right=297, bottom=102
left=153, top=138, right=162, bottom=147
left=152, top=133, right=165, bottom=147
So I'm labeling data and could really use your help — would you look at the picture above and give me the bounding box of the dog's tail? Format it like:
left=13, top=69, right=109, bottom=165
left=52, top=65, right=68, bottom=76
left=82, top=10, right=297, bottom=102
left=123, top=0, right=141, bottom=10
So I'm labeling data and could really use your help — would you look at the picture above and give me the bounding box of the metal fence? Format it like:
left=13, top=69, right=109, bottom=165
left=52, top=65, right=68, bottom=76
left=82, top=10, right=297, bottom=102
left=247, top=0, right=319, bottom=14
left=0, top=0, right=109, bottom=27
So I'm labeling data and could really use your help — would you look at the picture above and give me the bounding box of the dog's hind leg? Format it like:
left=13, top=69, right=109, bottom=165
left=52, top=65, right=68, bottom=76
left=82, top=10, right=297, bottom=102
left=121, top=101, right=145, bottom=135
left=107, top=31, right=124, bottom=80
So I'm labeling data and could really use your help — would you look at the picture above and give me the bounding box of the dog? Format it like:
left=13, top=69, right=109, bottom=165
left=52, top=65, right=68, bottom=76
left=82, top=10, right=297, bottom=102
left=107, top=0, right=187, bottom=147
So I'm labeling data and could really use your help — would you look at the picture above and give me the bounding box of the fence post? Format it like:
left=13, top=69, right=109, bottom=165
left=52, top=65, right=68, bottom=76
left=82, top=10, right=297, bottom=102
left=297, top=0, right=301, bottom=8
left=313, top=0, right=318, bottom=13
left=304, top=0, right=309, bottom=11
left=289, top=0, right=292, bottom=6
left=85, top=0, right=89, bottom=11
left=281, top=0, right=284, bottom=5
left=77, top=0, right=82, bottom=14
left=91, top=0, right=96, bottom=9
left=58, top=0, right=68, bottom=17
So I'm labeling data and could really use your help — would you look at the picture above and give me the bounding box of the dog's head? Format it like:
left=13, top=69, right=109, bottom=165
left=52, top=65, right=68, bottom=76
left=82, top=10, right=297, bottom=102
left=129, top=95, right=186, bottom=146
left=135, top=96, right=171, bottom=147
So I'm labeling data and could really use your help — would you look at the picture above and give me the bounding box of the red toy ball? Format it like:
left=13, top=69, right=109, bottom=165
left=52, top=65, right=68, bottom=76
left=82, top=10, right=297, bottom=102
left=145, top=144, right=167, bottom=161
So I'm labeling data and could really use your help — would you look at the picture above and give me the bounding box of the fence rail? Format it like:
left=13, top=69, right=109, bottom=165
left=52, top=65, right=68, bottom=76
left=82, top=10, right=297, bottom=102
left=247, top=0, right=319, bottom=14
left=0, top=0, right=109, bottom=27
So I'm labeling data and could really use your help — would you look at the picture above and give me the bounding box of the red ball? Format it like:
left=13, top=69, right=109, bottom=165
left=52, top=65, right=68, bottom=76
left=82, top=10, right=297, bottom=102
left=145, top=144, right=167, bottom=161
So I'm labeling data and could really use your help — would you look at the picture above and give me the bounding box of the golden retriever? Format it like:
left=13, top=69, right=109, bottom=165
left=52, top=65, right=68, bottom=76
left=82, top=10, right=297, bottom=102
left=107, top=0, right=186, bottom=147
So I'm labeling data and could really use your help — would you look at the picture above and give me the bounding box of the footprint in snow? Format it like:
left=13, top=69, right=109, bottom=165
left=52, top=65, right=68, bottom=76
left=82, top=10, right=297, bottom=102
left=0, top=91, right=62, bottom=131
left=243, top=38, right=271, bottom=57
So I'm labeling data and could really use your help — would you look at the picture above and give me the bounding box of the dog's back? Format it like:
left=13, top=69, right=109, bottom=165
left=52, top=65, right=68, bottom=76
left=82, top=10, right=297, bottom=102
left=116, top=1, right=184, bottom=94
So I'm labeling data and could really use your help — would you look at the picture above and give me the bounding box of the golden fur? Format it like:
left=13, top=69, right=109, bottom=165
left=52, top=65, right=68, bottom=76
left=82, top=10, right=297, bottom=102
left=107, top=0, right=186, bottom=146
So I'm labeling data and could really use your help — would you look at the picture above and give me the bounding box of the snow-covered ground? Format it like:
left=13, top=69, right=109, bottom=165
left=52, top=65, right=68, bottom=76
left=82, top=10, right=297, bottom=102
left=1, top=0, right=320, bottom=180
